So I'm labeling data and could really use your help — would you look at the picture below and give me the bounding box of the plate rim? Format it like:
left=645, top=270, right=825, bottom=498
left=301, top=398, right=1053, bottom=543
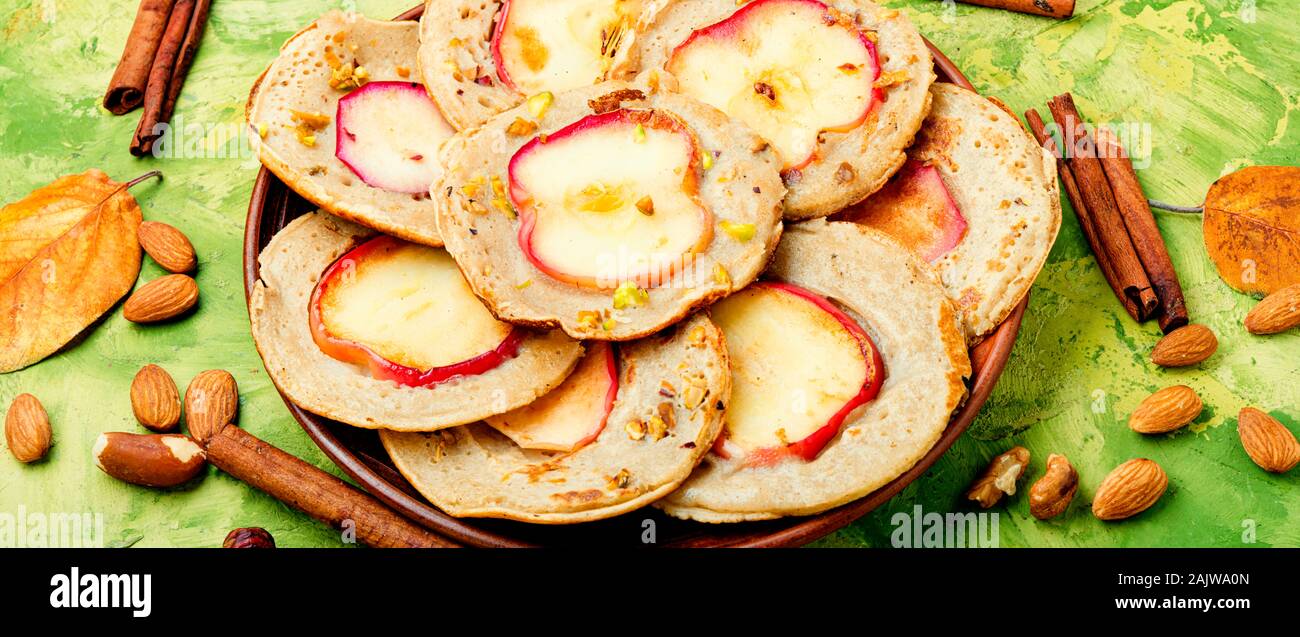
left=242, top=4, right=1026, bottom=548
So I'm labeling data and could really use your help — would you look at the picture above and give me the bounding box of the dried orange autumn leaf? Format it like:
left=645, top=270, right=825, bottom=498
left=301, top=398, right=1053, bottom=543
left=1203, top=165, right=1300, bottom=295
left=0, top=170, right=145, bottom=372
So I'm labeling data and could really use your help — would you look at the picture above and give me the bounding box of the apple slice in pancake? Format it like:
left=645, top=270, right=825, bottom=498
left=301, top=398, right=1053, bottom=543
left=833, top=160, right=967, bottom=262
left=335, top=81, right=456, bottom=194
left=492, top=0, right=643, bottom=95
left=710, top=281, right=883, bottom=466
left=509, top=108, right=714, bottom=289
left=665, top=0, right=880, bottom=171
left=310, top=235, right=525, bottom=387
left=485, top=341, right=618, bottom=452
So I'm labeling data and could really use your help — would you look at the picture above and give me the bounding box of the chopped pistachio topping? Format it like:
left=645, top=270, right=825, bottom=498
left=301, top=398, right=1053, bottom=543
left=329, top=61, right=368, bottom=91
left=492, top=197, right=515, bottom=218
left=295, top=131, right=316, bottom=147
left=874, top=69, right=910, bottom=90
left=256, top=123, right=268, bottom=139
left=607, top=468, right=631, bottom=490
left=612, top=282, right=649, bottom=309
left=515, top=279, right=532, bottom=289
left=577, top=310, right=602, bottom=330
left=290, top=110, right=331, bottom=131
left=701, top=150, right=714, bottom=170
left=633, top=123, right=646, bottom=143
left=719, top=220, right=755, bottom=242
left=647, top=415, right=668, bottom=441
left=635, top=195, right=654, bottom=216
left=712, top=263, right=731, bottom=286
left=506, top=117, right=538, bottom=137
left=527, top=91, right=554, bottom=119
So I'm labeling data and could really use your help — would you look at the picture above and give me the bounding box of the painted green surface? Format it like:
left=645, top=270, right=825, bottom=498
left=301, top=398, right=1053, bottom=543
left=0, top=0, right=1295, bottom=548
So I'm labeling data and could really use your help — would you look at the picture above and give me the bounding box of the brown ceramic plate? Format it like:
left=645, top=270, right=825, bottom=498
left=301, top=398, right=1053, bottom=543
left=243, top=4, right=1025, bottom=547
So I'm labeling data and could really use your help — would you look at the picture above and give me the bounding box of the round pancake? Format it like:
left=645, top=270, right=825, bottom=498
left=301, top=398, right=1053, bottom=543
left=417, top=0, right=662, bottom=130
left=381, top=313, right=729, bottom=523
left=249, top=211, right=583, bottom=431
left=658, top=220, right=970, bottom=522
left=835, top=83, right=1062, bottom=343
left=247, top=12, right=447, bottom=246
left=637, top=0, right=934, bottom=220
left=433, top=80, right=785, bottom=341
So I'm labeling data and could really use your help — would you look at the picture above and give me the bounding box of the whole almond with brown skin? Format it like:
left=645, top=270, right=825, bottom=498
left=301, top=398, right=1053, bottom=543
left=1092, top=458, right=1167, bottom=520
left=1244, top=284, right=1300, bottom=335
left=1237, top=407, right=1300, bottom=473
left=1150, top=324, right=1217, bottom=367
left=1029, top=453, right=1078, bottom=520
left=123, top=274, right=198, bottom=323
left=137, top=221, right=197, bottom=273
left=1129, top=385, right=1202, bottom=434
left=185, top=370, right=238, bottom=445
left=5, top=393, right=51, bottom=462
left=93, top=432, right=205, bottom=487
left=130, top=364, right=181, bottom=432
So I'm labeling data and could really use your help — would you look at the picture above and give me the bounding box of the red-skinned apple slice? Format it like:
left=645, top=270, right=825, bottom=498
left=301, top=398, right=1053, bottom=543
left=491, top=0, right=639, bottom=95
left=835, top=160, right=967, bottom=262
left=665, top=0, right=881, bottom=171
left=509, top=108, right=714, bottom=289
left=709, top=281, right=884, bottom=466
left=310, top=236, right=525, bottom=387
left=335, top=81, right=455, bottom=193
left=485, top=341, right=619, bottom=452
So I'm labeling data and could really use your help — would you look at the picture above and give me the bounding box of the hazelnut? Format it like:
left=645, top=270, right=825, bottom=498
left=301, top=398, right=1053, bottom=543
left=223, top=527, right=276, bottom=549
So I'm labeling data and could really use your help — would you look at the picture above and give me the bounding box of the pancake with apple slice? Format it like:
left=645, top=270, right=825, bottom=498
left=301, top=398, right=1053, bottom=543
left=417, top=0, right=665, bottom=130
left=380, top=313, right=729, bottom=523
left=249, top=211, right=583, bottom=431
left=834, top=83, right=1062, bottom=343
left=433, top=81, right=785, bottom=341
left=638, top=0, right=935, bottom=220
left=248, top=12, right=452, bottom=246
left=658, top=220, right=970, bottom=522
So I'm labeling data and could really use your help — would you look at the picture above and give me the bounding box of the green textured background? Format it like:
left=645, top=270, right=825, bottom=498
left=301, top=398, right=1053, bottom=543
left=0, top=0, right=1296, bottom=548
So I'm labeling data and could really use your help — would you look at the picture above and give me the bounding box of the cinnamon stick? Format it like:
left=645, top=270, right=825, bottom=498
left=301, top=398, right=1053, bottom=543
left=1025, top=109, right=1141, bottom=321
left=956, top=0, right=1075, bottom=19
left=1094, top=127, right=1189, bottom=333
left=205, top=424, right=455, bottom=549
left=104, top=0, right=177, bottom=115
left=130, top=0, right=196, bottom=157
left=159, top=0, right=212, bottom=129
left=1047, top=93, right=1159, bottom=321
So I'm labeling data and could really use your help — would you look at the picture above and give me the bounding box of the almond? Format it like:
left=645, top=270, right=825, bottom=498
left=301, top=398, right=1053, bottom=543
left=123, top=274, right=199, bottom=323
left=1150, top=324, right=1217, bottom=367
left=93, top=432, right=206, bottom=487
left=130, top=364, right=181, bottom=432
left=1244, top=283, right=1300, bottom=335
left=5, top=393, right=51, bottom=462
left=137, top=221, right=197, bottom=273
left=1092, top=458, right=1167, bottom=520
left=1237, top=407, right=1300, bottom=473
left=1129, top=385, right=1202, bottom=434
left=184, top=370, right=238, bottom=445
